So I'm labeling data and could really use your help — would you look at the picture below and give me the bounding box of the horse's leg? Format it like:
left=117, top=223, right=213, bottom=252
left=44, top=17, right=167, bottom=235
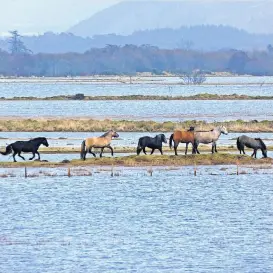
left=13, top=152, right=17, bottom=162
left=242, top=147, right=246, bottom=155
left=36, top=151, right=41, bottom=160
left=150, top=148, right=155, bottom=155
left=159, top=147, right=163, bottom=155
left=195, top=141, right=200, bottom=154
left=143, top=147, right=147, bottom=155
left=174, top=141, right=179, bottom=156
left=185, top=143, right=188, bottom=155
left=212, top=142, right=215, bottom=154
left=100, top=147, right=105, bottom=158
left=18, top=152, right=25, bottom=161
left=215, top=142, right=218, bottom=153
left=251, top=150, right=256, bottom=158
left=108, top=146, right=114, bottom=157
left=89, top=147, right=96, bottom=158
left=29, top=152, right=36, bottom=160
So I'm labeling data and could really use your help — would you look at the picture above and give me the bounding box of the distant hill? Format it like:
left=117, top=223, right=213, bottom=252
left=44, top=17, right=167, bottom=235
left=68, top=0, right=273, bottom=37
left=1, top=25, right=273, bottom=54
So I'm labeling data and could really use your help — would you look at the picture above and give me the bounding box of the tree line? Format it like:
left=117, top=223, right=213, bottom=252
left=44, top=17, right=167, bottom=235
left=1, top=25, right=273, bottom=54
left=1, top=43, right=273, bottom=76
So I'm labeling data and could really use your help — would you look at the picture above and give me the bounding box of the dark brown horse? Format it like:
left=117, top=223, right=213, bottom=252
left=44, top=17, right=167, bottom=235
left=169, top=129, right=196, bottom=155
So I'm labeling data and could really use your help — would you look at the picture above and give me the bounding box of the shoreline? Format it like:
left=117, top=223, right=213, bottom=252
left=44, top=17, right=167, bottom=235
left=1, top=94, right=273, bottom=101
left=0, top=154, right=272, bottom=169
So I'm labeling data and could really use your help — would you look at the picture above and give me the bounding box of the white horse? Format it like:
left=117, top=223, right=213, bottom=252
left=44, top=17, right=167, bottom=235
left=194, top=126, right=228, bottom=154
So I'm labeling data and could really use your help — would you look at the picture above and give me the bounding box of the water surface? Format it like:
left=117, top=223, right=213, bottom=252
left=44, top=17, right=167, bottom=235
left=0, top=171, right=272, bottom=272
left=0, top=100, right=272, bottom=121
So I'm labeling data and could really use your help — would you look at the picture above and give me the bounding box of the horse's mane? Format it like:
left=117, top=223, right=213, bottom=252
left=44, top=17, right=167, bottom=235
left=195, top=129, right=214, bottom=132
left=255, top=138, right=267, bottom=149
left=30, top=137, right=46, bottom=141
left=99, top=131, right=111, bottom=138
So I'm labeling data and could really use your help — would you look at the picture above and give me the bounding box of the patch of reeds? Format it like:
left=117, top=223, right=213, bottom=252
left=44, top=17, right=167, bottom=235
left=0, top=119, right=272, bottom=132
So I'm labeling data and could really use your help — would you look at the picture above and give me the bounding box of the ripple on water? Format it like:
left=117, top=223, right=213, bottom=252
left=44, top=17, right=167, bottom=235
left=0, top=171, right=272, bottom=273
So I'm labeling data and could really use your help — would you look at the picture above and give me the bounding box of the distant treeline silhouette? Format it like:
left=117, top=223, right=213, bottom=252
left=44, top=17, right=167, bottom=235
left=1, top=25, right=273, bottom=54
left=1, top=45, right=273, bottom=76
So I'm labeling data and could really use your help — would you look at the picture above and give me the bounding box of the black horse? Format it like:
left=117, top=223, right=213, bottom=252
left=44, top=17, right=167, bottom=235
left=137, top=134, right=167, bottom=155
left=237, top=135, right=267, bottom=158
left=0, top=137, right=49, bottom=162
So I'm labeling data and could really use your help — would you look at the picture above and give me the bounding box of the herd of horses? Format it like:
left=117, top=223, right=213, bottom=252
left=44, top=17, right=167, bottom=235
left=0, top=126, right=268, bottom=162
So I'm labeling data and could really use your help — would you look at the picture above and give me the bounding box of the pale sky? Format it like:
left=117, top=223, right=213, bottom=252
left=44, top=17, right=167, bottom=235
left=0, top=0, right=268, bottom=35
left=0, top=0, right=122, bottom=34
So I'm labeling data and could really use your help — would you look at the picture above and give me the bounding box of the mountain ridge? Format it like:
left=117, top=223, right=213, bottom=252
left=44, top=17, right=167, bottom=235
left=68, top=0, right=273, bottom=37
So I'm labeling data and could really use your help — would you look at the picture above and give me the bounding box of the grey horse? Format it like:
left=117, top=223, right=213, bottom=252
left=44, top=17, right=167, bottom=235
left=237, top=135, right=267, bottom=158
left=194, top=126, right=228, bottom=154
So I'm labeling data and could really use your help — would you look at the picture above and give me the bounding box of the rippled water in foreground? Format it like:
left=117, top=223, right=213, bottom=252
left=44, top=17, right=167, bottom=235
left=0, top=170, right=273, bottom=273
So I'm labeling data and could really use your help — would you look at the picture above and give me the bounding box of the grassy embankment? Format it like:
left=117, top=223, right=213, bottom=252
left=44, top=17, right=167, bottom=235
left=1, top=93, right=273, bottom=101
left=0, top=119, right=272, bottom=132
left=0, top=154, right=272, bottom=168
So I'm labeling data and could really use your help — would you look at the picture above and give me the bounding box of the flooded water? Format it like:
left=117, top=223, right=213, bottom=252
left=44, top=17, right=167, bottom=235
left=0, top=169, right=273, bottom=272
left=1, top=76, right=273, bottom=98
left=0, top=100, right=272, bottom=121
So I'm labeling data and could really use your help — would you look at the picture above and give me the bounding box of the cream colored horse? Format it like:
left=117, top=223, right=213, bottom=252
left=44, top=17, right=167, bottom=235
left=194, top=126, right=228, bottom=154
left=80, top=130, right=119, bottom=160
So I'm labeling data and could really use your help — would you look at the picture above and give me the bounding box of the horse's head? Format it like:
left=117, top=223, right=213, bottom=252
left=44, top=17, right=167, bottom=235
left=220, top=126, right=228, bottom=135
left=42, top=138, right=49, bottom=147
left=156, top=134, right=167, bottom=143
left=262, top=149, right=268, bottom=158
left=160, top=134, right=167, bottom=143
left=258, top=139, right=268, bottom=158
left=110, top=130, right=119, bottom=138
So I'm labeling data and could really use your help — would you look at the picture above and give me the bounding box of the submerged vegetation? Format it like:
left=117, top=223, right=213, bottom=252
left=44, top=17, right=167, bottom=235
left=0, top=119, right=272, bottom=132
left=1, top=93, right=273, bottom=101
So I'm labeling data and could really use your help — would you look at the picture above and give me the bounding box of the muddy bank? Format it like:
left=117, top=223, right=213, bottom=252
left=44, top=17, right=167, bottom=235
left=1, top=94, right=273, bottom=101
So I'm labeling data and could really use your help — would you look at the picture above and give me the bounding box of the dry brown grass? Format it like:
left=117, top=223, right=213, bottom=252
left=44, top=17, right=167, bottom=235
left=0, top=154, right=272, bottom=168
left=0, top=119, right=272, bottom=132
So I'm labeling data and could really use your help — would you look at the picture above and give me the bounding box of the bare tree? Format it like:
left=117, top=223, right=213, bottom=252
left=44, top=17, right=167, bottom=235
left=8, top=30, right=31, bottom=54
left=180, top=70, right=207, bottom=85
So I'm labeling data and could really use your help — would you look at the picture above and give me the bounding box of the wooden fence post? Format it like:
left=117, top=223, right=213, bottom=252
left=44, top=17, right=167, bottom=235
left=194, top=162, right=197, bottom=176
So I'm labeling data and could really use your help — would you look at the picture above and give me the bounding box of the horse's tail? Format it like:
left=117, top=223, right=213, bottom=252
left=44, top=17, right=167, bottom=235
left=169, top=134, right=174, bottom=149
left=0, top=144, right=13, bottom=156
left=80, top=140, right=86, bottom=160
left=236, top=137, right=240, bottom=151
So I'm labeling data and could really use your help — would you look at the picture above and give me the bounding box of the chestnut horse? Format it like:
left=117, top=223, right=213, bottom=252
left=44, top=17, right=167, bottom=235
left=169, top=129, right=196, bottom=155
left=80, top=130, right=119, bottom=160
